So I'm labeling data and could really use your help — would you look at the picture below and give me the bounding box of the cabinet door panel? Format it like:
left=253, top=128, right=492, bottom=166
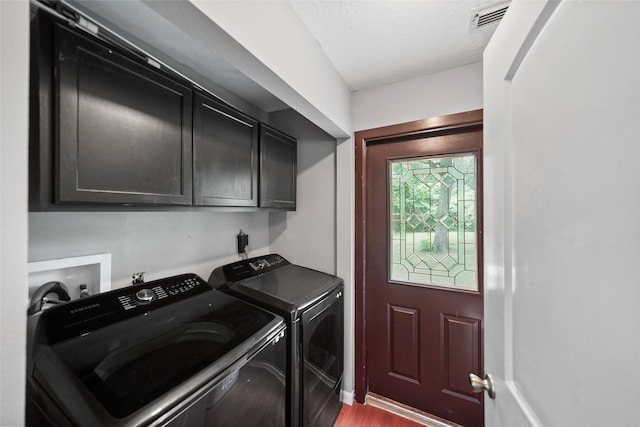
left=260, top=125, right=296, bottom=210
left=193, top=93, right=258, bottom=206
left=56, top=25, right=192, bottom=205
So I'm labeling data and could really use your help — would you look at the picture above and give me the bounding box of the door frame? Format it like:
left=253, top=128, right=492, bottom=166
left=354, top=109, right=484, bottom=403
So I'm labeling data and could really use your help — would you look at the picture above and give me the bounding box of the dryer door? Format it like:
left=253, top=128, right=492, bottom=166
left=301, top=285, right=343, bottom=427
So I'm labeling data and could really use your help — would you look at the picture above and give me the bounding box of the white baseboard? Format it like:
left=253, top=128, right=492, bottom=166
left=365, top=393, right=462, bottom=427
left=340, top=389, right=354, bottom=405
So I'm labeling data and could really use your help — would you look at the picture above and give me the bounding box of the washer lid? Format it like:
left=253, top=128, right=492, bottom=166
left=30, top=274, right=284, bottom=425
left=229, top=264, right=343, bottom=319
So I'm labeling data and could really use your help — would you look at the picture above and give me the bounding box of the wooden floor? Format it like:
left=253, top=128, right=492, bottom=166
left=333, top=402, right=424, bottom=427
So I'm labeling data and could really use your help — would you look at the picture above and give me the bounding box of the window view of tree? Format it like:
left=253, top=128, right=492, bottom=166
left=390, top=154, right=477, bottom=290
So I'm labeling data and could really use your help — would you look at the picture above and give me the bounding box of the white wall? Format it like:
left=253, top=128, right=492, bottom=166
left=335, top=136, right=355, bottom=402
left=29, top=212, right=270, bottom=289
left=268, top=109, right=336, bottom=275
left=190, top=0, right=352, bottom=139
left=0, top=1, right=29, bottom=424
left=352, top=62, right=483, bottom=131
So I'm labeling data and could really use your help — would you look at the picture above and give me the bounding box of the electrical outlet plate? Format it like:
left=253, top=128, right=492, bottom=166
left=28, top=253, right=111, bottom=301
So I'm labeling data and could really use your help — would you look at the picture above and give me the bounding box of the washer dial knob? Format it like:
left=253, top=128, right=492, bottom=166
left=135, top=288, right=155, bottom=304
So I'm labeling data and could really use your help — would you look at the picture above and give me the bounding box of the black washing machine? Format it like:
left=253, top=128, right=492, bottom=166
left=209, top=254, right=343, bottom=427
left=26, top=273, right=287, bottom=427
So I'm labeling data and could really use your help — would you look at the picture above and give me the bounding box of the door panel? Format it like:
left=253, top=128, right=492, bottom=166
left=364, top=123, right=483, bottom=427
left=388, top=304, right=420, bottom=382
left=441, top=314, right=481, bottom=400
left=484, top=1, right=640, bottom=425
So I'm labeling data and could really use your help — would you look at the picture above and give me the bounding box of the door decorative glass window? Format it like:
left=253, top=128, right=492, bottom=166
left=390, top=154, right=477, bottom=291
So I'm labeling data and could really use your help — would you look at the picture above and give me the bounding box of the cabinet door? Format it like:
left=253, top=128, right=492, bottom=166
left=193, top=92, right=258, bottom=207
left=56, top=25, right=192, bottom=205
left=259, top=125, right=297, bottom=210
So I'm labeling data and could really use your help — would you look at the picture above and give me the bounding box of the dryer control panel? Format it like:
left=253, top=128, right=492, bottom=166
left=220, top=254, right=290, bottom=283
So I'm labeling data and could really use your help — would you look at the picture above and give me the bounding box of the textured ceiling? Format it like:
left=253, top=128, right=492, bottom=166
left=290, top=0, right=500, bottom=91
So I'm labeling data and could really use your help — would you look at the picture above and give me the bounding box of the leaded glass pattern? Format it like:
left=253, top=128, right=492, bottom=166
left=390, top=154, right=477, bottom=290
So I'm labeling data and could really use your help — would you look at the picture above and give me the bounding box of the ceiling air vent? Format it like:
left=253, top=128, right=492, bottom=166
left=470, top=1, right=510, bottom=31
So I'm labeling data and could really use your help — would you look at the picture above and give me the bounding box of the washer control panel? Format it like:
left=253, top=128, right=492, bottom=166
left=39, top=273, right=211, bottom=344
left=117, top=275, right=203, bottom=311
left=135, top=289, right=155, bottom=304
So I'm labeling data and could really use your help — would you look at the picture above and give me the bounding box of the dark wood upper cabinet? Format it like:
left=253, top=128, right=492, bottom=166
left=260, top=125, right=297, bottom=210
left=193, top=92, right=258, bottom=207
left=55, top=24, right=192, bottom=205
left=30, top=14, right=297, bottom=211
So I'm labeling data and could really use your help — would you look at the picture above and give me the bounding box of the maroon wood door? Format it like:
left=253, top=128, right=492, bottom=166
left=356, top=111, right=484, bottom=427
